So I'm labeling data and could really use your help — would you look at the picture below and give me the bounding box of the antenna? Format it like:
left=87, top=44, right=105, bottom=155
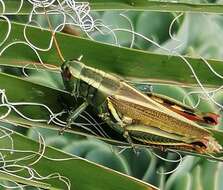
left=42, top=5, right=65, bottom=63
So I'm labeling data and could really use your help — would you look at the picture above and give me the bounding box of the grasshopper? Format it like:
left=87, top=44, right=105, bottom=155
left=42, top=8, right=222, bottom=154
left=61, top=60, right=222, bottom=154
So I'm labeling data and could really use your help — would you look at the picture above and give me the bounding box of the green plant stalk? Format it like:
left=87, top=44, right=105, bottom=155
left=4, top=0, right=223, bottom=14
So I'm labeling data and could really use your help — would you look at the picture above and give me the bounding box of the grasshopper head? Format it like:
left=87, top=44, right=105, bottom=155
left=61, top=60, right=84, bottom=94
left=61, top=60, right=84, bottom=78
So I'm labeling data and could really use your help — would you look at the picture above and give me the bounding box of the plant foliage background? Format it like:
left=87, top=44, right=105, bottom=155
left=0, top=0, right=223, bottom=190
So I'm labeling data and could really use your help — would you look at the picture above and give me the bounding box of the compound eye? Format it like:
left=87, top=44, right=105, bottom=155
left=62, top=67, right=72, bottom=80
